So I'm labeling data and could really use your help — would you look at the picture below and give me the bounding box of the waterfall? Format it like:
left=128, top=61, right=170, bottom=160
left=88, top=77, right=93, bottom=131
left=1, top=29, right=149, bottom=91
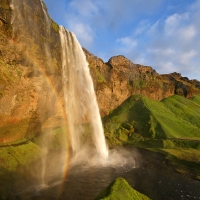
left=40, top=0, right=49, bottom=27
left=59, top=26, right=108, bottom=158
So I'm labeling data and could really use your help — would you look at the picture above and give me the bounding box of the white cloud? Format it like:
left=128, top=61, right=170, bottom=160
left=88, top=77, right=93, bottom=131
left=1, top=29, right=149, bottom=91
left=68, top=0, right=99, bottom=18
left=148, top=48, right=175, bottom=56
left=67, top=21, right=94, bottom=48
left=134, top=20, right=151, bottom=36
left=165, top=13, right=189, bottom=32
left=139, top=1, right=200, bottom=80
left=159, top=62, right=177, bottom=73
left=114, top=37, right=138, bottom=60
left=117, top=37, right=137, bottom=49
left=178, top=50, right=197, bottom=65
left=93, top=0, right=162, bottom=30
left=178, top=25, right=196, bottom=42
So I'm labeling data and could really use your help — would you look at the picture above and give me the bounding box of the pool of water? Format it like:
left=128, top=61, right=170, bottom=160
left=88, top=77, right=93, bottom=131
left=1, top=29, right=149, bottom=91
left=15, top=147, right=200, bottom=200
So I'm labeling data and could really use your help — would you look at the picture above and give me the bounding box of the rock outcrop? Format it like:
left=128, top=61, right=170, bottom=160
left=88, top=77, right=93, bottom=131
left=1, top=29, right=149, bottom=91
left=84, top=50, right=200, bottom=115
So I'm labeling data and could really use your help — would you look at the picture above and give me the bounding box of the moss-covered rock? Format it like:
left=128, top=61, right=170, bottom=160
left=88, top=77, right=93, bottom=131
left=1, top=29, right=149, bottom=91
left=95, top=177, right=151, bottom=200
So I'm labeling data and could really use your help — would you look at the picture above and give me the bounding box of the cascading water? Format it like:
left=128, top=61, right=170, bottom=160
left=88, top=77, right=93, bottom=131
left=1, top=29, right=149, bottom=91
left=40, top=0, right=49, bottom=27
left=39, top=0, right=54, bottom=186
left=39, top=0, right=53, bottom=73
left=59, top=26, right=108, bottom=158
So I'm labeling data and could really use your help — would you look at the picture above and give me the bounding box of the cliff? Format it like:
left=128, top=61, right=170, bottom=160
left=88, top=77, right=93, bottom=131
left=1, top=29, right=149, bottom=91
left=0, top=0, right=200, bottom=144
left=84, top=49, right=200, bottom=115
left=0, top=0, right=65, bottom=144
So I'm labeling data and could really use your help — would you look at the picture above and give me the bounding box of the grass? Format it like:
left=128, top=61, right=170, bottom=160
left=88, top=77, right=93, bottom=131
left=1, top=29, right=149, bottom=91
left=162, top=95, right=200, bottom=128
left=0, top=126, right=67, bottom=199
left=88, top=63, right=106, bottom=84
left=0, top=126, right=67, bottom=173
left=148, top=147, right=200, bottom=178
left=0, top=142, right=43, bottom=199
left=95, top=177, right=151, bottom=200
left=162, top=148, right=200, bottom=164
left=51, top=19, right=59, bottom=32
left=103, top=94, right=200, bottom=147
left=192, top=94, right=200, bottom=107
left=144, top=95, right=200, bottom=139
left=0, top=142, right=42, bottom=173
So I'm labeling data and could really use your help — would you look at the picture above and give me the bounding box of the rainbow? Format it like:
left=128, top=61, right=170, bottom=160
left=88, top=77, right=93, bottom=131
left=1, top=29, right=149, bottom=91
left=21, top=46, right=71, bottom=193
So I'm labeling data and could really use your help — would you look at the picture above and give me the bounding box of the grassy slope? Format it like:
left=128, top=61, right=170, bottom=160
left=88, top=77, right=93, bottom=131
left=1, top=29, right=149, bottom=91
left=95, top=177, right=151, bottom=200
left=0, top=126, right=66, bottom=171
left=147, top=95, right=200, bottom=139
left=103, top=94, right=200, bottom=178
left=0, top=142, right=42, bottom=199
left=103, top=94, right=200, bottom=144
left=0, top=126, right=67, bottom=199
left=162, top=95, right=200, bottom=129
left=192, top=94, right=200, bottom=106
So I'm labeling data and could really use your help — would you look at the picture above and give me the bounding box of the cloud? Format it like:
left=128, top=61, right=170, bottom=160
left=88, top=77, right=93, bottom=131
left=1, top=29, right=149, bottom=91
left=134, top=20, right=151, bottom=36
left=109, top=36, right=140, bottom=63
left=91, top=0, right=162, bottom=30
left=113, top=0, right=200, bottom=79
left=164, top=13, right=189, bottom=33
left=67, top=21, right=94, bottom=47
left=116, top=37, right=137, bottom=53
left=133, top=1, right=200, bottom=79
left=68, top=0, right=99, bottom=18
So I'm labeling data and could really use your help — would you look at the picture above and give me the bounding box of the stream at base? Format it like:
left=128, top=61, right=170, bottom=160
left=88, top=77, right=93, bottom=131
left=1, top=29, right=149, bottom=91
left=15, top=147, right=200, bottom=200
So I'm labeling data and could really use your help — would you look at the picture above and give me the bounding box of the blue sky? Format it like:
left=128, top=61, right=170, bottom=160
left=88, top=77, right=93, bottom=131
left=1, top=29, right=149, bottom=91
left=43, top=0, right=200, bottom=80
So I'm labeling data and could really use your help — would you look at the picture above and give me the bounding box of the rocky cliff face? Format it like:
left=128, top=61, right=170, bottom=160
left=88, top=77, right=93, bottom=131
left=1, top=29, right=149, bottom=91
left=84, top=50, right=200, bottom=115
left=0, top=0, right=65, bottom=143
left=0, top=0, right=200, bottom=144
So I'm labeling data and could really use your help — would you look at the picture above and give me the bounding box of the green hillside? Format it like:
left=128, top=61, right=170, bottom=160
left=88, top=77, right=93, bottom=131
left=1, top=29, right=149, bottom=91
left=103, top=94, right=200, bottom=146
left=192, top=94, right=200, bottom=106
left=162, top=95, right=200, bottom=128
left=95, top=177, right=151, bottom=200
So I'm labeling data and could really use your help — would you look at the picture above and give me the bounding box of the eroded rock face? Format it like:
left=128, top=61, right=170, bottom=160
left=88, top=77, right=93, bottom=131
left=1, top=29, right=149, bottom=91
left=0, top=0, right=65, bottom=143
left=84, top=51, right=200, bottom=115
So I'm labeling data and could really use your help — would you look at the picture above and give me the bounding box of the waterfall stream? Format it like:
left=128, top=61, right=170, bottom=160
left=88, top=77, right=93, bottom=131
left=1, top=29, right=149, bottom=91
left=59, top=26, right=108, bottom=158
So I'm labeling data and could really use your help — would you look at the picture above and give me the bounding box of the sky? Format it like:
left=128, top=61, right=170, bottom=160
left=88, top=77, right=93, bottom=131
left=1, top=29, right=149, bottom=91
left=43, top=0, right=200, bottom=80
